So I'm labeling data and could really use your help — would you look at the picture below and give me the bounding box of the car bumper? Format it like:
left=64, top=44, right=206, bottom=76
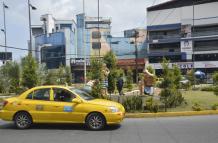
left=0, top=110, right=14, bottom=121
left=105, top=112, right=125, bottom=124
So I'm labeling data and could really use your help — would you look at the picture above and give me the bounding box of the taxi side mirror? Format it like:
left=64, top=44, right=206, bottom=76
left=72, top=98, right=82, bottom=104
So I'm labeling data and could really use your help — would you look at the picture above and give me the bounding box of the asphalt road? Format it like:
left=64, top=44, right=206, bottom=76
left=1, top=115, right=218, bottom=143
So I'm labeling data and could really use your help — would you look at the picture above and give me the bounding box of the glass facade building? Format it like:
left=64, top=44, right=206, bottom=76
left=32, top=14, right=77, bottom=69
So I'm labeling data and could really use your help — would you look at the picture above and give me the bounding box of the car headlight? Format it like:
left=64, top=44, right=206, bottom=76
left=109, top=106, right=119, bottom=113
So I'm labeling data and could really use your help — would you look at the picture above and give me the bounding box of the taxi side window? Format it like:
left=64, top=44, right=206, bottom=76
left=26, top=89, right=50, bottom=101
left=53, top=88, right=75, bottom=102
left=26, top=92, right=33, bottom=99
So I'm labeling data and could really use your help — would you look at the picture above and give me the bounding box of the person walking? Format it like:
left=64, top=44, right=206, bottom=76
left=117, top=76, right=124, bottom=96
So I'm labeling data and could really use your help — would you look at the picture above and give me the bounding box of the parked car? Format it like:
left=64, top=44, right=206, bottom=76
left=0, top=85, right=125, bottom=130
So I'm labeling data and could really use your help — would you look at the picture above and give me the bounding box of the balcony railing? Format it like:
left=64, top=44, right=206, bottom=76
left=194, top=46, right=218, bottom=52
left=149, top=34, right=181, bottom=40
left=193, top=30, right=218, bottom=37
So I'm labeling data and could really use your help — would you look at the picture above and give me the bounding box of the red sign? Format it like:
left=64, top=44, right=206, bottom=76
left=117, top=59, right=145, bottom=66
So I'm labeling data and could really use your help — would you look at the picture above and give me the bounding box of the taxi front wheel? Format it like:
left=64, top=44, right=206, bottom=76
left=86, top=113, right=106, bottom=130
left=14, top=112, right=32, bottom=129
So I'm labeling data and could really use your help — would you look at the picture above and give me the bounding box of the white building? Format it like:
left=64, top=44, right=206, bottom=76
left=147, top=0, right=218, bottom=75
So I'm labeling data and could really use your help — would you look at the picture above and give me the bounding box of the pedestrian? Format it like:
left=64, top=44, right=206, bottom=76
left=117, top=76, right=124, bottom=96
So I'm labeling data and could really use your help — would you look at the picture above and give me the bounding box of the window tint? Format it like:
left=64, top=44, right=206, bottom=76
left=26, top=88, right=50, bottom=101
left=26, top=92, right=33, bottom=99
left=53, top=88, right=75, bottom=102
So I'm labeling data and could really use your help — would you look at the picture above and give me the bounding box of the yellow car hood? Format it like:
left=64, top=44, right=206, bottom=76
left=87, top=99, right=121, bottom=107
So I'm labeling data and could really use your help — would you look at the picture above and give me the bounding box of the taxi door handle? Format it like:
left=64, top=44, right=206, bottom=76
left=54, top=106, right=60, bottom=108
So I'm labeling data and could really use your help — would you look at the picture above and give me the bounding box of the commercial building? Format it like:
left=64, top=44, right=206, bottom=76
left=30, top=13, right=147, bottom=83
left=31, top=14, right=77, bottom=69
left=71, top=14, right=111, bottom=82
left=147, top=0, right=218, bottom=75
left=110, top=28, right=147, bottom=81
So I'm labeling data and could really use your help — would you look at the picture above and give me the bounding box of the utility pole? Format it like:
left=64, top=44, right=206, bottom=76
left=134, top=29, right=139, bottom=84
left=192, top=0, right=196, bottom=87
left=2, top=2, right=8, bottom=63
left=28, top=0, right=32, bottom=55
left=97, top=0, right=100, bottom=57
left=28, top=0, right=37, bottom=55
left=83, top=0, right=87, bottom=84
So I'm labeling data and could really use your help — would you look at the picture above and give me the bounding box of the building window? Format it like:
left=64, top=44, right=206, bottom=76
left=92, top=42, right=101, bottom=49
left=92, top=31, right=101, bottom=39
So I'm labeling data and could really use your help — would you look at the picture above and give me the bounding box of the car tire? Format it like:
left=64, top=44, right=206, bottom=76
left=14, top=112, right=32, bottom=129
left=86, top=113, right=106, bottom=130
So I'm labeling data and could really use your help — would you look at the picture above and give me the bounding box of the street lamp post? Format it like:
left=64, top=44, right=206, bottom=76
left=83, top=0, right=87, bottom=84
left=134, top=29, right=139, bottom=84
left=28, top=0, right=36, bottom=55
left=2, top=2, right=8, bottom=62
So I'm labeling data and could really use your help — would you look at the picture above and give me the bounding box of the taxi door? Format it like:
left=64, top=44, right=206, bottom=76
left=49, top=88, right=85, bottom=123
left=23, top=88, right=54, bottom=122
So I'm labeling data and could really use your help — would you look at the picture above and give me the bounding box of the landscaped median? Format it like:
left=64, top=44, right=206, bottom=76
left=125, top=110, right=218, bottom=118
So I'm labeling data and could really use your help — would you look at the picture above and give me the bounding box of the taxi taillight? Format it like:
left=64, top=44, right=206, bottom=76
left=2, top=100, right=8, bottom=108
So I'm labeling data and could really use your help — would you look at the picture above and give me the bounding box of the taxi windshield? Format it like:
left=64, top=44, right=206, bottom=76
left=70, top=88, right=95, bottom=100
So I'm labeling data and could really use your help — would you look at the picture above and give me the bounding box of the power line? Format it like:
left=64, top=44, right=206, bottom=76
left=0, top=44, right=145, bottom=61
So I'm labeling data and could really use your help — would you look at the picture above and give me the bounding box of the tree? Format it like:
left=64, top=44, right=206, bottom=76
left=160, top=59, right=173, bottom=111
left=45, top=69, right=58, bottom=85
left=65, top=66, right=72, bottom=85
left=126, top=68, right=133, bottom=91
left=146, top=65, right=155, bottom=75
left=21, top=54, right=38, bottom=89
left=57, top=64, right=66, bottom=85
left=37, top=63, right=48, bottom=86
left=0, top=61, right=21, bottom=93
left=213, top=72, right=218, bottom=96
left=159, top=59, right=184, bottom=111
left=103, top=51, right=117, bottom=94
left=103, top=51, right=117, bottom=69
left=187, top=69, right=195, bottom=86
left=172, top=65, right=182, bottom=89
left=213, top=72, right=218, bottom=85
left=89, top=57, right=104, bottom=98
left=89, top=57, right=104, bottom=81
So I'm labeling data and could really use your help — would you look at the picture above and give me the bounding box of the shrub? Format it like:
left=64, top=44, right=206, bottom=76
left=122, top=96, right=143, bottom=112
left=126, top=68, right=133, bottom=91
left=211, top=104, right=218, bottom=110
left=201, top=86, right=215, bottom=92
left=145, top=97, right=159, bottom=113
left=192, top=102, right=202, bottom=111
left=91, top=80, right=103, bottom=98
left=214, top=85, right=218, bottom=96
left=180, top=82, right=191, bottom=90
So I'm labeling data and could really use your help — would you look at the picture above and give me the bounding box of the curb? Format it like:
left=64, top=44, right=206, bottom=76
left=125, top=110, right=218, bottom=118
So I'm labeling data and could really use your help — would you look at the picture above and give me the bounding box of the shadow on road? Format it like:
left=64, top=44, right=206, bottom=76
left=0, top=122, right=121, bottom=131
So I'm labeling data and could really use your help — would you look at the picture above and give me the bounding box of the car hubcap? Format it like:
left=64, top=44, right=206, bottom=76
left=89, top=115, right=103, bottom=129
left=16, top=115, right=30, bottom=128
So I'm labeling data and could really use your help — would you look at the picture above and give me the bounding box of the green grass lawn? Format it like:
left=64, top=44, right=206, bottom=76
left=168, top=90, right=218, bottom=112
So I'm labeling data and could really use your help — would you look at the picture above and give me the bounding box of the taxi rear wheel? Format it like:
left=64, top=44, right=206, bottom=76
left=14, top=112, right=32, bottom=129
left=86, top=113, right=106, bottom=130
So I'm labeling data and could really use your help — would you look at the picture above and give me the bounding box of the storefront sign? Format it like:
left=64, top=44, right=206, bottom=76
left=150, top=61, right=218, bottom=70
left=70, top=58, right=91, bottom=66
left=117, top=59, right=145, bottom=66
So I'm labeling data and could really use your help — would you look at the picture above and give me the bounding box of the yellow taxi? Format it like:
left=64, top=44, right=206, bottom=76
left=0, top=86, right=125, bottom=130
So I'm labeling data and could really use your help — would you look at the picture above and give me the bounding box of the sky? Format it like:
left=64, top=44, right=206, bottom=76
left=0, top=0, right=168, bottom=61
